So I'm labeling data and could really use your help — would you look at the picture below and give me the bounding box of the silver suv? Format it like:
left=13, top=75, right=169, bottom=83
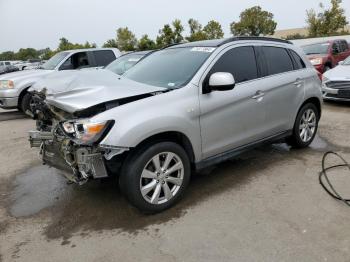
left=28, top=37, right=322, bottom=213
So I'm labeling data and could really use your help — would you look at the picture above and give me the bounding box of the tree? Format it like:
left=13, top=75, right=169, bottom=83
left=137, top=35, right=156, bottom=50
left=116, top=27, right=137, bottom=51
left=16, top=48, right=39, bottom=60
left=186, top=19, right=208, bottom=42
left=156, top=19, right=185, bottom=48
left=306, top=0, right=348, bottom=37
left=230, top=6, right=277, bottom=36
left=203, top=20, right=224, bottom=39
left=284, top=33, right=307, bottom=40
left=103, top=39, right=118, bottom=48
left=0, top=51, right=16, bottom=60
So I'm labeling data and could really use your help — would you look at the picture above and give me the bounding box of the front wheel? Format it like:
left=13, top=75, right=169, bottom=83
left=20, top=92, right=33, bottom=113
left=120, top=142, right=191, bottom=213
left=287, top=103, right=319, bottom=148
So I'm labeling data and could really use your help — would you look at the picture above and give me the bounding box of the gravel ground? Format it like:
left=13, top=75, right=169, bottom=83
left=0, top=103, right=350, bottom=262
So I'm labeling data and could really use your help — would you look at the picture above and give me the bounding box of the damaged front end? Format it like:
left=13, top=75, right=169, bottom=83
left=28, top=90, right=128, bottom=184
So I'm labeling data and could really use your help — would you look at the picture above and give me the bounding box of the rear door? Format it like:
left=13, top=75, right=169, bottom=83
left=199, top=45, right=269, bottom=159
left=92, top=50, right=117, bottom=68
left=258, top=46, right=307, bottom=133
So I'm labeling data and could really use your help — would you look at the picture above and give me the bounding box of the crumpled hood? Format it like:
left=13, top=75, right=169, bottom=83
left=30, top=69, right=165, bottom=113
left=0, top=69, right=52, bottom=82
left=323, top=65, right=350, bottom=81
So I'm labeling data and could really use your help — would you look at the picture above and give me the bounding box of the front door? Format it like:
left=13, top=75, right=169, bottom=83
left=199, top=46, right=269, bottom=159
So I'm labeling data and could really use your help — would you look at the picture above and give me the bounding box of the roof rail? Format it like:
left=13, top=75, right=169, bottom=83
left=219, top=36, right=293, bottom=46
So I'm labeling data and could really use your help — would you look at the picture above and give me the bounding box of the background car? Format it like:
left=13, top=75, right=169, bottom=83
left=105, top=50, right=153, bottom=75
left=322, top=56, right=350, bottom=101
left=0, top=48, right=121, bottom=112
left=302, top=39, right=350, bottom=73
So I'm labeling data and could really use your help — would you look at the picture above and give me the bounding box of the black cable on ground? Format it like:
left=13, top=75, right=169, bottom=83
left=319, top=151, right=350, bottom=207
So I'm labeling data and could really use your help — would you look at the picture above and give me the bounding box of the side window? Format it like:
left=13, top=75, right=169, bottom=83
left=263, top=47, right=294, bottom=75
left=341, top=41, right=349, bottom=52
left=5, top=62, right=10, bottom=66
left=332, top=42, right=340, bottom=54
left=60, top=52, right=89, bottom=70
left=93, top=50, right=116, bottom=67
left=209, top=46, right=258, bottom=84
left=290, top=50, right=306, bottom=70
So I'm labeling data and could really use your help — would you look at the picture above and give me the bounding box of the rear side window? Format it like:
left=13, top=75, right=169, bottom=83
left=290, top=50, right=306, bottom=70
left=263, top=47, right=294, bottom=75
left=340, top=41, right=349, bottom=52
left=93, top=50, right=116, bottom=67
left=209, top=46, right=258, bottom=84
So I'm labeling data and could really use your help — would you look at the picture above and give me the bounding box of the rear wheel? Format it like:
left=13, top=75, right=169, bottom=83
left=287, top=103, right=319, bottom=148
left=119, top=142, right=191, bottom=213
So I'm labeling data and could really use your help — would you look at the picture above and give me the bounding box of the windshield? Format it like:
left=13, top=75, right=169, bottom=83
left=41, top=52, right=69, bottom=70
left=124, top=47, right=214, bottom=89
left=106, top=53, right=145, bottom=75
left=302, top=43, right=330, bottom=55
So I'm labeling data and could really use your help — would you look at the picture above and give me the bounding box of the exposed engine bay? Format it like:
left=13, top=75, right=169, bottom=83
left=27, top=89, right=162, bottom=184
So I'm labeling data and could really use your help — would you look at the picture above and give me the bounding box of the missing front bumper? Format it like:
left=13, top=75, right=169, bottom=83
left=29, top=130, right=109, bottom=183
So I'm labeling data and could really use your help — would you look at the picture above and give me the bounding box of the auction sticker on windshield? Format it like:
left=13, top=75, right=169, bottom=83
left=191, top=47, right=216, bottom=53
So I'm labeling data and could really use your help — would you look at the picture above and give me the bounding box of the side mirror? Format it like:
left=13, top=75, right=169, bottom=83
left=204, top=72, right=235, bottom=93
left=338, top=61, right=344, bottom=65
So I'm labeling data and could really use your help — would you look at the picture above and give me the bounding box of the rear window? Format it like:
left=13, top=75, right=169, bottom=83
left=262, top=47, right=294, bottom=76
left=93, top=50, right=116, bottom=67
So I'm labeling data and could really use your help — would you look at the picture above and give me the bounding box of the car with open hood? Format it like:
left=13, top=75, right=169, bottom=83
left=28, top=37, right=322, bottom=213
left=0, top=48, right=120, bottom=112
left=322, top=56, right=350, bottom=101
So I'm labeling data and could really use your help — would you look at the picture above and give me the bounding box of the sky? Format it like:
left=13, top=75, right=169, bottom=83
left=0, top=0, right=350, bottom=52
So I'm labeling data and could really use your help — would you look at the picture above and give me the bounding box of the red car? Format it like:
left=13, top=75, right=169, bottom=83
left=302, top=39, right=350, bottom=73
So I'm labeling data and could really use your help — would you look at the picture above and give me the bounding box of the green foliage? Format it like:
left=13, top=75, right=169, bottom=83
left=230, top=6, right=277, bottom=36
left=306, top=0, right=348, bottom=37
left=57, top=37, right=96, bottom=52
left=186, top=19, right=208, bottom=42
left=116, top=27, right=137, bottom=51
left=16, top=48, right=39, bottom=61
left=203, top=20, right=224, bottom=40
left=103, top=39, right=118, bottom=48
left=138, top=35, right=156, bottom=50
left=0, top=51, right=16, bottom=60
left=156, top=20, right=185, bottom=48
left=284, top=33, right=307, bottom=40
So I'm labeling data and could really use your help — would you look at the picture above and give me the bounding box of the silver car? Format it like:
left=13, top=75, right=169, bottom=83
left=28, top=37, right=322, bottom=213
left=0, top=48, right=121, bottom=112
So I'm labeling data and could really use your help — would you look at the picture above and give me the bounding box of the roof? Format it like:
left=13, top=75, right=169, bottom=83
left=63, top=47, right=120, bottom=54
left=168, top=37, right=292, bottom=49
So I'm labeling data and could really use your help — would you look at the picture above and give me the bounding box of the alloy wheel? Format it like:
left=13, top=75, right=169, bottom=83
left=299, top=109, right=317, bottom=143
left=140, top=152, right=184, bottom=205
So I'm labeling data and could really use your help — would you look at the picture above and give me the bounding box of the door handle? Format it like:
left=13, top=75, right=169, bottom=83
left=252, top=90, right=265, bottom=100
left=294, top=79, right=303, bottom=87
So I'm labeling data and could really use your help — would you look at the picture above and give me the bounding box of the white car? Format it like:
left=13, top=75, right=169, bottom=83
left=0, top=48, right=121, bottom=112
left=322, top=56, right=350, bottom=101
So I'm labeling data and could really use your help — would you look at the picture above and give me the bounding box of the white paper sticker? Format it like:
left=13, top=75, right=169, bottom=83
left=190, top=47, right=216, bottom=53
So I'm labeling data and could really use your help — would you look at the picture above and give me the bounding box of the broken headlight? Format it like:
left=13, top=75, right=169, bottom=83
left=61, top=119, right=114, bottom=145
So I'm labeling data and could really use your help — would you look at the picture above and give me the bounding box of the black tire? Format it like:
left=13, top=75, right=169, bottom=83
left=20, top=92, right=32, bottom=113
left=287, top=103, right=319, bottom=148
left=119, top=142, right=191, bottom=213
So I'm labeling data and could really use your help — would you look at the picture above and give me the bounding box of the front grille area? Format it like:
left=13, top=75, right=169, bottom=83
left=325, top=81, right=350, bottom=89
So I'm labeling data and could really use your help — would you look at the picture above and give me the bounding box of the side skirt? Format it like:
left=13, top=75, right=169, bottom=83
left=195, top=130, right=293, bottom=170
